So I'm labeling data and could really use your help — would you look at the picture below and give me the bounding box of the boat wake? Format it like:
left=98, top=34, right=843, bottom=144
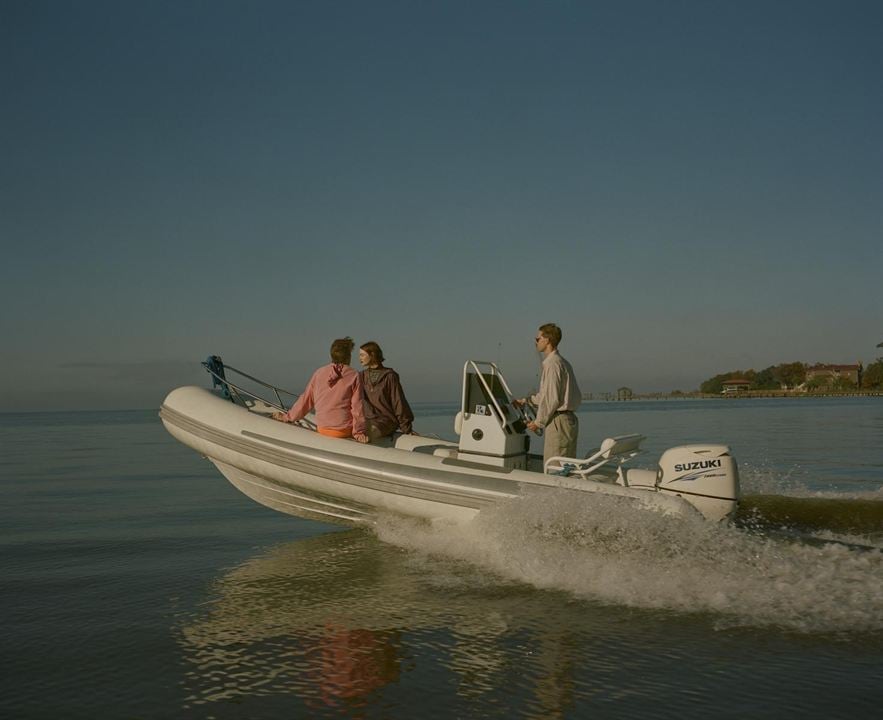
left=738, top=494, right=883, bottom=538
left=373, top=488, right=883, bottom=635
left=736, top=461, right=883, bottom=536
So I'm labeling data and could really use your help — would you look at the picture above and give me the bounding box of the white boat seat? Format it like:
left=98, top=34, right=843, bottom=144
left=545, top=434, right=645, bottom=479
left=395, top=434, right=460, bottom=456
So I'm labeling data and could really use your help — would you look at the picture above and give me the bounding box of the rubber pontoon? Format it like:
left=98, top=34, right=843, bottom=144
left=160, top=358, right=740, bottom=526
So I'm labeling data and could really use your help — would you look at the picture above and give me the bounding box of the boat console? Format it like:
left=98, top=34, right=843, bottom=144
left=453, top=361, right=533, bottom=469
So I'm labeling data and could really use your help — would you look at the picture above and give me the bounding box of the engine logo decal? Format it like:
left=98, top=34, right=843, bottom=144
left=673, top=459, right=722, bottom=472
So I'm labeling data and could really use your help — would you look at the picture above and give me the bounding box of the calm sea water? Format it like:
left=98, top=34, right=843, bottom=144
left=2, top=397, right=882, bottom=719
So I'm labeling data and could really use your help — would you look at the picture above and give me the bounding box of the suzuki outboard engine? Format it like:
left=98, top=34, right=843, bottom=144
left=656, top=444, right=739, bottom=522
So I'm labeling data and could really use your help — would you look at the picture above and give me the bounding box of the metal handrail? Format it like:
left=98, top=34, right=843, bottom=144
left=201, top=360, right=298, bottom=411
left=461, top=360, right=536, bottom=432
left=461, top=361, right=506, bottom=424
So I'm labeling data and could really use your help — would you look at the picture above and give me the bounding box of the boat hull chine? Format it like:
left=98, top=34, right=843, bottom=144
left=210, top=460, right=374, bottom=526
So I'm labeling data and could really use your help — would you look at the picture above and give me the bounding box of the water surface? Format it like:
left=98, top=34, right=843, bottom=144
left=2, top=398, right=881, bottom=718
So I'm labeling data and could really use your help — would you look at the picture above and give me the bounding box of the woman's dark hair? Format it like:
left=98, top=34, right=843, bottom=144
left=359, top=341, right=385, bottom=365
left=330, top=337, right=354, bottom=364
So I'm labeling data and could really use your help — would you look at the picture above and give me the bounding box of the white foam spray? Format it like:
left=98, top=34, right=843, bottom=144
left=374, top=489, right=883, bottom=634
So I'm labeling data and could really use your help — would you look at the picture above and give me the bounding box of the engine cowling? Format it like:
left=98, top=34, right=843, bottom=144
left=656, top=444, right=739, bottom=522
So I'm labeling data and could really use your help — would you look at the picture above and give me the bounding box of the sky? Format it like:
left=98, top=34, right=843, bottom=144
left=1, top=0, right=881, bottom=411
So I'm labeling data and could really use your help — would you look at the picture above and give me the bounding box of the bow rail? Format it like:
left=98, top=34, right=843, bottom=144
left=201, top=355, right=298, bottom=411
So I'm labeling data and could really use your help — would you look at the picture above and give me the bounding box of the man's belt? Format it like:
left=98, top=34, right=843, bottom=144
left=551, top=409, right=576, bottom=418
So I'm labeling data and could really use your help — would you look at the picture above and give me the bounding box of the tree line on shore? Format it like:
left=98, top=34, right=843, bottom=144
left=700, top=359, right=883, bottom=394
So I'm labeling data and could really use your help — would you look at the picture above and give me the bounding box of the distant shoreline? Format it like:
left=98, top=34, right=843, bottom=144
left=592, top=390, right=883, bottom=401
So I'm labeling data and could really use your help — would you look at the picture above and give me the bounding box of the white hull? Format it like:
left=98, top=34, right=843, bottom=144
left=160, top=386, right=734, bottom=526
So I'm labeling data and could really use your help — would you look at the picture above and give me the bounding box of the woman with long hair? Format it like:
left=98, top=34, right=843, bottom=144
left=357, top=341, right=415, bottom=442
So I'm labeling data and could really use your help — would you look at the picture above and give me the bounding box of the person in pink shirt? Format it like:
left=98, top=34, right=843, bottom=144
left=272, top=337, right=369, bottom=443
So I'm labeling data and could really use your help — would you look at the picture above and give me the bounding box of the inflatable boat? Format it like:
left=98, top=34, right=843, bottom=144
left=160, top=357, right=740, bottom=525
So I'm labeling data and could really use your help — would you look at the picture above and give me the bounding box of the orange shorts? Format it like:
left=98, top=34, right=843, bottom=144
left=317, top=426, right=352, bottom=439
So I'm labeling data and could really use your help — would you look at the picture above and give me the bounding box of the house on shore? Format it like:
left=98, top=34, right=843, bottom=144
left=805, top=363, right=862, bottom=387
left=721, top=378, right=751, bottom=395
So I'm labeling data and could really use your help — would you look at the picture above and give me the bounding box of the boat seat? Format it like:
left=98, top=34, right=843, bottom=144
left=394, top=434, right=460, bottom=456
left=545, top=434, right=645, bottom=478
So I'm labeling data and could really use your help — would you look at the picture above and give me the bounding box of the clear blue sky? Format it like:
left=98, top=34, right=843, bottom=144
left=2, top=0, right=881, bottom=410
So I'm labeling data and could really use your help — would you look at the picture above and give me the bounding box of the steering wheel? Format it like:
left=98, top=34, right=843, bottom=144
left=514, top=399, right=544, bottom=437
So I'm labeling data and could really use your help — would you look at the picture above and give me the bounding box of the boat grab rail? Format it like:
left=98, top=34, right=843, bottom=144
left=545, top=433, right=646, bottom=480
left=462, top=360, right=537, bottom=432
left=201, top=355, right=313, bottom=414
left=201, top=357, right=319, bottom=431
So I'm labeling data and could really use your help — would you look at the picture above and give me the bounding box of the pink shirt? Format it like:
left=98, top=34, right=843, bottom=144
left=284, top=363, right=366, bottom=435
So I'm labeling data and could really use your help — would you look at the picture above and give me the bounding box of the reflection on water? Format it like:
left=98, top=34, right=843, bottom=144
left=178, top=530, right=585, bottom=717
left=178, top=521, right=883, bottom=718
left=179, top=531, right=400, bottom=713
left=313, top=626, right=400, bottom=704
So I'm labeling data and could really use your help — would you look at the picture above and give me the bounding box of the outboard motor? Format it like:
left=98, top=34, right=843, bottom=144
left=656, top=444, right=739, bottom=522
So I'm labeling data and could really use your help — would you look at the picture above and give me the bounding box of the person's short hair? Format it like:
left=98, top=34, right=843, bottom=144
left=330, top=337, right=354, bottom=364
left=538, top=323, right=562, bottom=348
left=360, top=341, right=385, bottom=365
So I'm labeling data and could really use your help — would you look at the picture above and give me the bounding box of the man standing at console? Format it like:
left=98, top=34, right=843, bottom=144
left=514, top=323, right=582, bottom=465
